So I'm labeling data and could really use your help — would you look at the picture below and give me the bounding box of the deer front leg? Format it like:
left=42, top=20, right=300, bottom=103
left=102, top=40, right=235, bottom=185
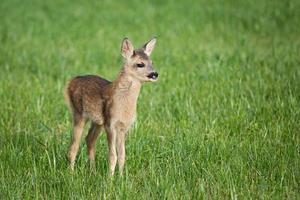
left=116, top=130, right=126, bottom=176
left=106, top=127, right=117, bottom=176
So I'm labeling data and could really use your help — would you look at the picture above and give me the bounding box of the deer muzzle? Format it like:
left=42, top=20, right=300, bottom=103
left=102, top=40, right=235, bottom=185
left=147, top=72, right=159, bottom=80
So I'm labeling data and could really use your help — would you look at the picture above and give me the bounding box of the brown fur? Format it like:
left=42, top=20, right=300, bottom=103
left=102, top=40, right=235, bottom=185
left=64, top=38, right=158, bottom=176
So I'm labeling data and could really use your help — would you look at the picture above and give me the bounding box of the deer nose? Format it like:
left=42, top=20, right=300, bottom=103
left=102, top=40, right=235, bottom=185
left=147, top=72, right=159, bottom=79
left=152, top=72, right=158, bottom=77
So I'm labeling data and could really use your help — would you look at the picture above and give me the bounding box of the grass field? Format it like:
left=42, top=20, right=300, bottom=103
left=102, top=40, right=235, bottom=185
left=0, top=0, right=299, bottom=199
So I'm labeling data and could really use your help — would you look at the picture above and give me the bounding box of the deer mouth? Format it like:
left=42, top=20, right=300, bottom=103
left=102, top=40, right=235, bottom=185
left=147, top=72, right=159, bottom=80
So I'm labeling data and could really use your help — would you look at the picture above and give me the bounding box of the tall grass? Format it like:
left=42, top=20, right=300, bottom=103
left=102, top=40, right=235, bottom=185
left=0, top=0, right=299, bottom=198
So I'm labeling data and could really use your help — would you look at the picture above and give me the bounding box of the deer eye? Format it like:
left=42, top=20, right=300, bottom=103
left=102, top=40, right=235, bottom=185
left=137, top=63, right=145, bottom=68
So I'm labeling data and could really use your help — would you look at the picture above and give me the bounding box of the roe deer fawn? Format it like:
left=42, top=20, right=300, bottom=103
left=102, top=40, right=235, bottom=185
left=64, top=37, right=158, bottom=176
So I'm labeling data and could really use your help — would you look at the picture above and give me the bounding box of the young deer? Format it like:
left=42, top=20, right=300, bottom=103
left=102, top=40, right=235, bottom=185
left=64, top=38, right=158, bottom=176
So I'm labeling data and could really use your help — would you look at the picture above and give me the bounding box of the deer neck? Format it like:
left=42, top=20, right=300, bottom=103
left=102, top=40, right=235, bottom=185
left=113, top=68, right=142, bottom=105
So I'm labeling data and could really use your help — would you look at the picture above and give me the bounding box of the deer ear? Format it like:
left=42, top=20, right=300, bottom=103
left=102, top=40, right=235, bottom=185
left=143, top=37, right=157, bottom=56
left=121, top=38, right=134, bottom=59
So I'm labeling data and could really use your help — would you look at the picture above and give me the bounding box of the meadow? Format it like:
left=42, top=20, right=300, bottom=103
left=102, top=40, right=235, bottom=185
left=0, top=0, right=299, bottom=199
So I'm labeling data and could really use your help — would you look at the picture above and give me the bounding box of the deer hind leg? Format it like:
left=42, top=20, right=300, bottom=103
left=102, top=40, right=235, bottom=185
left=69, top=113, right=86, bottom=170
left=86, top=122, right=102, bottom=169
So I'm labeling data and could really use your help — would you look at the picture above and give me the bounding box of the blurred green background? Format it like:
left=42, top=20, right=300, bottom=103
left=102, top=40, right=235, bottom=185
left=0, top=0, right=299, bottom=199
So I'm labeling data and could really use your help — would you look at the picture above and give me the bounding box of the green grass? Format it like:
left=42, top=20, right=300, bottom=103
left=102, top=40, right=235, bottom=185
left=0, top=0, right=299, bottom=199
